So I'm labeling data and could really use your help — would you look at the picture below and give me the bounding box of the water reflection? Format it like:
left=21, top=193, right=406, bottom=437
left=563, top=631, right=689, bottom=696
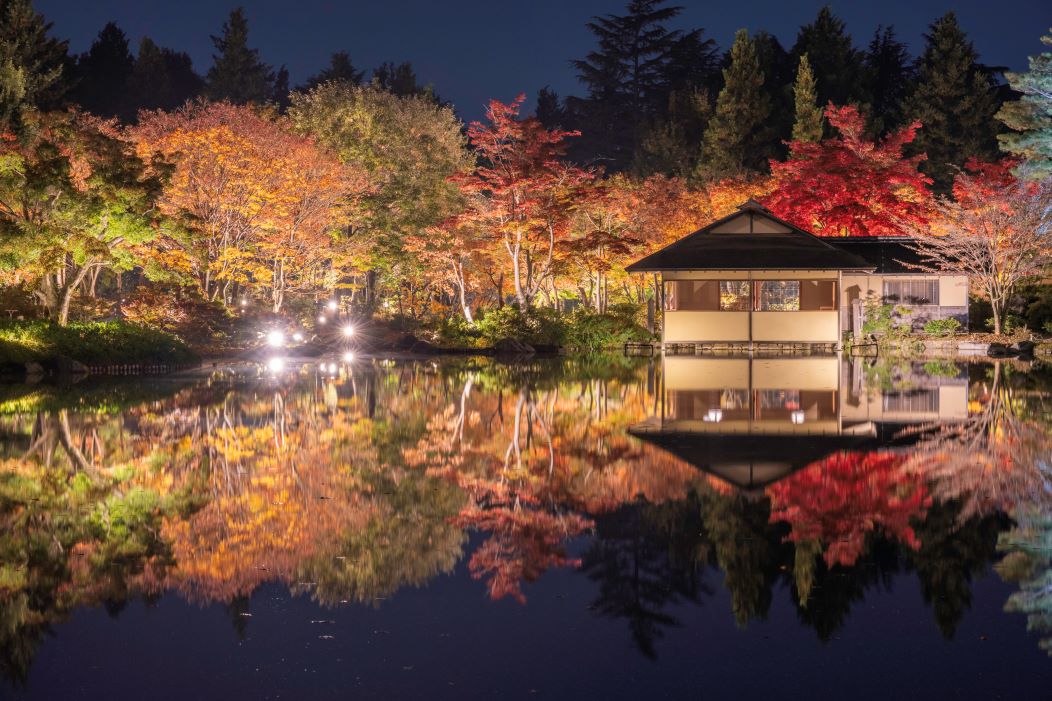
left=0, top=355, right=1051, bottom=686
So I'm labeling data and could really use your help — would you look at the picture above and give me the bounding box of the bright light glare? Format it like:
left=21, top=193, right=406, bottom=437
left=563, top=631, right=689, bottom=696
left=292, top=332, right=304, bottom=343
left=791, top=410, right=806, bottom=425
left=267, top=357, right=285, bottom=373
left=704, top=409, right=723, bottom=423
left=317, top=315, right=327, bottom=324
left=266, top=330, right=285, bottom=348
left=341, top=325, right=355, bottom=338
left=342, top=351, right=355, bottom=363
left=327, top=300, right=338, bottom=311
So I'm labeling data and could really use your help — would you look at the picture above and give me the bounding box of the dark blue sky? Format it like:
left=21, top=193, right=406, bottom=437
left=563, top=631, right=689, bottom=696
left=36, top=0, right=1051, bottom=121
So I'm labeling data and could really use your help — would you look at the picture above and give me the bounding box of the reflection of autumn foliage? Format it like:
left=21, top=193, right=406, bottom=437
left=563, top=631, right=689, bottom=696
left=403, top=371, right=699, bottom=602
left=904, top=363, right=1052, bottom=522
left=455, top=487, right=591, bottom=604
left=768, top=451, right=931, bottom=568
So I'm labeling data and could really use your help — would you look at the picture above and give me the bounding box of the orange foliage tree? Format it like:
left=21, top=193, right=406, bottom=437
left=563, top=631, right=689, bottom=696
left=133, top=101, right=361, bottom=310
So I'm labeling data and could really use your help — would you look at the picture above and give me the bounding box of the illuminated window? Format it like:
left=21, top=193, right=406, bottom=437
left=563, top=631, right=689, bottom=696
left=719, top=281, right=751, bottom=310
left=755, top=281, right=800, bottom=311
left=883, top=279, right=939, bottom=305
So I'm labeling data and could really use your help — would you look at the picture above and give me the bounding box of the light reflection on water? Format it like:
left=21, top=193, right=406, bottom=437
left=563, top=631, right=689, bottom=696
left=1, top=355, right=1051, bottom=696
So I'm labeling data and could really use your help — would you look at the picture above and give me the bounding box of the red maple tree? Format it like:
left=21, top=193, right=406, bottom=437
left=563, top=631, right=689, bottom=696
left=763, top=104, right=933, bottom=237
left=456, top=94, right=593, bottom=308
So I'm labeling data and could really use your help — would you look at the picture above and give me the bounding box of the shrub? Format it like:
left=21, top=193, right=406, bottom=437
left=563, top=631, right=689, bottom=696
left=922, top=318, right=961, bottom=337
left=476, top=305, right=568, bottom=347
left=984, top=314, right=1026, bottom=334
left=861, top=293, right=909, bottom=337
left=922, top=359, right=962, bottom=378
left=563, top=307, right=653, bottom=351
left=0, top=320, right=198, bottom=367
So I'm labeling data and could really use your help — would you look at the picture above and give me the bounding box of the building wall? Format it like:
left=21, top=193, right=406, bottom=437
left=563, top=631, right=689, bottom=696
left=660, top=270, right=841, bottom=343
left=841, top=273, right=969, bottom=332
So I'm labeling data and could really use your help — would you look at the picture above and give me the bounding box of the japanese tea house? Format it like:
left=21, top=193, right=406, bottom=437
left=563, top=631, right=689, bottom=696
left=625, top=200, right=968, bottom=348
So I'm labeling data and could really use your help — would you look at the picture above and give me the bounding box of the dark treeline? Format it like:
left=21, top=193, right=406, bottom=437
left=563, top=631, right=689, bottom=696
left=0, top=1, right=1010, bottom=191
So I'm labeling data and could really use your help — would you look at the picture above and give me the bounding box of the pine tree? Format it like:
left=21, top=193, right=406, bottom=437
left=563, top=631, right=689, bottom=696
left=695, top=29, right=770, bottom=180
left=753, top=30, right=794, bottom=157
left=904, top=12, right=1000, bottom=193
left=300, top=51, right=364, bottom=91
left=790, top=7, right=864, bottom=107
left=72, top=22, right=134, bottom=120
left=0, top=0, right=69, bottom=128
left=634, top=88, right=710, bottom=177
left=271, top=65, right=289, bottom=109
left=571, top=0, right=716, bottom=169
left=127, top=37, right=202, bottom=115
left=205, top=7, right=274, bottom=104
left=862, top=26, right=913, bottom=135
left=792, top=54, right=823, bottom=143
left=534, top=86, right=565, bottom=128
left=997, top=28, right=1052, bottom=178
left=371, top=61, right=435, bottom=100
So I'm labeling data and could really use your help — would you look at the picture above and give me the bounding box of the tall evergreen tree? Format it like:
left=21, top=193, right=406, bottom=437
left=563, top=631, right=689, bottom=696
left=534, top=86, right=565, bottom=128
left=862, top=26, right=914, bottom=135
left=792, top=54, right=824, bottom=143
left=127, top=37, right=202, bottom=115
left=300, top=51, right=364, bottom=91
left=904, top=12, right=1000, bottom=192
left=271, top=65, right=289, bottom=109
left=205, top=7, right=275, bottom=104
left=71, top=22, right=134, bottom=120
left=696, top=29, right=770, bottom=180
left=371, top=61, right=434, bottom=99
left=0, top=0, right=70, bottom=128
left=571, top=0, right=716, bottom=169
left=997, top=28, right=1052, bottom=178
left=633, top=87, right=710, bottom=177
left=790, top=7, right=864, bottom=108
left=753, top=30, right=794, bottom=159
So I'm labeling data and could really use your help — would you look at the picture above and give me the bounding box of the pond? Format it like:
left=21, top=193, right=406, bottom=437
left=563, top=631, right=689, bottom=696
left=1, top=354, right=1051, bottom=699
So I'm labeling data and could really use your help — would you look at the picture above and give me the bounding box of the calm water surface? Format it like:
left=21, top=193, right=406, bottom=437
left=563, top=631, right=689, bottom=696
left=2, top=354, right=1051, bottom=700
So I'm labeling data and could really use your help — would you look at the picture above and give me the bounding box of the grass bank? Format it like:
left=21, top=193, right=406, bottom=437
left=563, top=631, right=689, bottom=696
left=0, top=320, right=199, bottom=372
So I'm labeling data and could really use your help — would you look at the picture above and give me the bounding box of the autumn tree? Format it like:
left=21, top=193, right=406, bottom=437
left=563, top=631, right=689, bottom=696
left=289, top=82, right=471, bottom=311
left=0, top=111, right=168, bottom=325
left=134, top=101, right=357, bottom=310
left=458, top=94, right=592, bottom=309
left=764, top=104, right=932, bottom=237
left=897, top=161, right=1052, bottom=334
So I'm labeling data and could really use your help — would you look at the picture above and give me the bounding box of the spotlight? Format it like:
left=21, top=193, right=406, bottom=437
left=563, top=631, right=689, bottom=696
left=267, top=357, right=285, bottom=373
left=341, top=324, right=355, bottom=338
left=342, top=351, right=355, bottom=363
left=327, top=300, right=338, bottom=311
left=292, top=332, right=304, bottom=343
left=266, top=330, right=285, bottom=348
left=318, top=315, right=326, bottom=324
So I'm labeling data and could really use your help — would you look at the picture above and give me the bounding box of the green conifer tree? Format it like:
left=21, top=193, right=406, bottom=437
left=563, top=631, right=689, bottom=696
left=997, top=29, right=1052, bottom=178
left=904, top=12, right=1000, bottom=192
left=0, top=0, right=69, bottom=128
left=695, top=29, right=770, bottom=180
left=205, top=7, right=274, bottom=104
left=792, top=54, right=824, bottom=144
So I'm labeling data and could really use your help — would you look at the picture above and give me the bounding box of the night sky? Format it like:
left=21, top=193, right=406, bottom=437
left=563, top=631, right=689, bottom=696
left=35, top=0, right=1052, bottom=122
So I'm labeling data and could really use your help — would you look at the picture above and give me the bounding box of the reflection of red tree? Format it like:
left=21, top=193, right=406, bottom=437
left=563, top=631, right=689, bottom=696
left=454, top=479, right=592, bottom=604
left=767, top=452, right=932, bottom=567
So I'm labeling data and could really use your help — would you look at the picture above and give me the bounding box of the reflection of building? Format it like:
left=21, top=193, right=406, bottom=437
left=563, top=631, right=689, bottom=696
left=625, top=200, right=968, bottom=347
left=631, top=356, right=968, bottom=492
